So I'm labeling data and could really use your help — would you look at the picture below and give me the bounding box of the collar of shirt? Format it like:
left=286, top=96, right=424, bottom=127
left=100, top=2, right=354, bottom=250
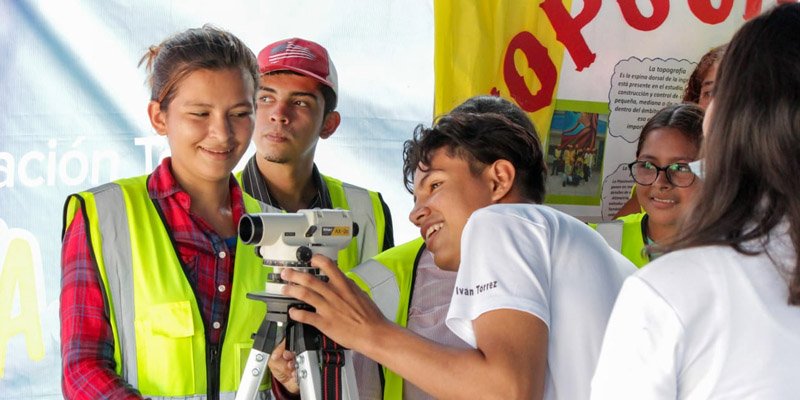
left=241, top=156, right=332, bottom=210
left=148, top=157, right=246, bottom=229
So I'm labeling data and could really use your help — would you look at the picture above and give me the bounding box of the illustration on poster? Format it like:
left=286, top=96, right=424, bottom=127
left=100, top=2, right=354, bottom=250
left=0, top=218, right=47, bottom=378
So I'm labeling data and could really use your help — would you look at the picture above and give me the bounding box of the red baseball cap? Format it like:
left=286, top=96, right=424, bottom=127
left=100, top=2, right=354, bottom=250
left=257, top=37, right=338, bottom=96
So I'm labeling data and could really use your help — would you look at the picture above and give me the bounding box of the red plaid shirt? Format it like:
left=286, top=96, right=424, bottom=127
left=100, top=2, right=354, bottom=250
left=60, top=158, right=245, bottom=399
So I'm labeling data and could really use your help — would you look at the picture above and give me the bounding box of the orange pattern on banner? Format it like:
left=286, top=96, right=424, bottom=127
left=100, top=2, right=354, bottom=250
left=434, top=1, right=571, bottom=144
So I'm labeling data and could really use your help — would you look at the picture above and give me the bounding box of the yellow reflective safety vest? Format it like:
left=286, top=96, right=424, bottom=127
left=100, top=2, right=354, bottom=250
left=63, top=176, right=270, bottom=400
left=591, top=212, right=649, bottom=268
left=235, top=171, right=387, bottom=272
left=347, top=237, right=426, bottom=400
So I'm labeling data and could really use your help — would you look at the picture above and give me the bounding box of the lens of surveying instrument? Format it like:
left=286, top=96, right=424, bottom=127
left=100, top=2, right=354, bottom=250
left=238, top=214, right=263, bottom=245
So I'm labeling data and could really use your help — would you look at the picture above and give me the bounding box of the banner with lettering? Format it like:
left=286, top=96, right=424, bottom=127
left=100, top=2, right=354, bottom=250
left=434, top=0, right=781, bottom=220
left=433, top=0, right=568, bottom=142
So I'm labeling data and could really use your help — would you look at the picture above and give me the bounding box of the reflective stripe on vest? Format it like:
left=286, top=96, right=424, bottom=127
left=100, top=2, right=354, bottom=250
left=594, top=220, right=624, bottom=252
left=322, top=175, right=385, bottom=271
left=347, top=238, right=425, bottom=400
left=593, top=212, right=649, bottom=268
left=147, top=393, right=268, bottom=400
left=67, top=176, right=269, bottom=398
left=93, top=182, right=139, bottom=385
left=350, top=259, right=399, bottom=321
left=147, top=392, right=268, bottom=400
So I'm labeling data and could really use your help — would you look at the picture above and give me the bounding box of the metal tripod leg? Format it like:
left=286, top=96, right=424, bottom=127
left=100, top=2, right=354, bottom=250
left=235, top=317, right=285, bottom=400
left=235, top=293, right=358, bottom=400
left=294, top=348, right=359, bottom=400
left=287, top=318, right=359, bottom=400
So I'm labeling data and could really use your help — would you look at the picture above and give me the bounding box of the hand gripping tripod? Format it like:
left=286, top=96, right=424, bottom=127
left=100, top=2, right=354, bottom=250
left=234, top=210, right=360, bottom=400
left=234, top=293, right=359, bottom=400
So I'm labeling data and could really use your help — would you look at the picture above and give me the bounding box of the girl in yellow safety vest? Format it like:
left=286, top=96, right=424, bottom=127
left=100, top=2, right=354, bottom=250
left=611, top=103, right=704, bottom=267
left=60, top=26, right=269, bottom=399
left=592, top=103, right=703, bottom=268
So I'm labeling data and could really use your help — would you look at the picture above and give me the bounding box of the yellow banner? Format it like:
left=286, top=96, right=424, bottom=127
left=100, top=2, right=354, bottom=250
left=434, top=0, right=570, bottom=144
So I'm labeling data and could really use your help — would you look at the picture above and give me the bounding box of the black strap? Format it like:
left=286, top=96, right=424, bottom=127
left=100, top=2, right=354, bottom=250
left=321, top=334, right=346, bottom=400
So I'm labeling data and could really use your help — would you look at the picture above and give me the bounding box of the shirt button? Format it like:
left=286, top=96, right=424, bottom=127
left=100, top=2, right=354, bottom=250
left=218, top=284, right=226, bottom=293
left=218, top=251, right=227, bottom=259
left=213, top=321, right=221, bottom=329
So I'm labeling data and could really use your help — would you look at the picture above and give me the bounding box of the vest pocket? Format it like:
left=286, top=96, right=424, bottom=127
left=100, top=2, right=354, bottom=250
left=137, top=300, right=198, bottom=394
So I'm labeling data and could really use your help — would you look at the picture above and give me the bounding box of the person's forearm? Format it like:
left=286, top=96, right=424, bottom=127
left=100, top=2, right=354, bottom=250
left=358, top=321, right=527, bottom=400
left=280, top=256, right=541, bottom=399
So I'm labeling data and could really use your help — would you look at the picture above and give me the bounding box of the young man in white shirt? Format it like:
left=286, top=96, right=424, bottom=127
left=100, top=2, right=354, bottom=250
left=278, top=106, right=635, bottom=399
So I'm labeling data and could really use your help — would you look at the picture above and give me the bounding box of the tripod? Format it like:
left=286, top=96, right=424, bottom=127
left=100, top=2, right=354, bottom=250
left=235, top=292, right=359, bottom=400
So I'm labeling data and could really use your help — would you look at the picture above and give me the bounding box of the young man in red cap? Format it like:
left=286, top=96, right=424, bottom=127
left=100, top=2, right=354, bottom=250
left=237, top=38, right=393, bottom=270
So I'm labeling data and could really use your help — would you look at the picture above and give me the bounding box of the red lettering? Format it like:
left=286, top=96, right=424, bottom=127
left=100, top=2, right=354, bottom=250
left=503, top=31, right=557, bottom=113
left=617, top=0, right=670, bottom=31
left=743, top=0, right=763, bottom=20
left=540, top=0, right=600, bottom=71
left=688, top=0, right=735, bottom=24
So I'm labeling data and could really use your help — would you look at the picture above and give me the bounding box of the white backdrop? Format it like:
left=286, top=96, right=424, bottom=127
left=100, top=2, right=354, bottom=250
left=0, top=1, right=432, bottom=398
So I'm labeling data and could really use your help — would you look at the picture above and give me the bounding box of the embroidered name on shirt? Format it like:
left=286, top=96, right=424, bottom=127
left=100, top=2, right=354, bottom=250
left=455, top=280, right=498, bottom=296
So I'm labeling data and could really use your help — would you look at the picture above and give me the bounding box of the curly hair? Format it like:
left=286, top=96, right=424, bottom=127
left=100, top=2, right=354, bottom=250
left=682, top=44, right=726, bottom=105
left=403, top=101, right=547, bottom=203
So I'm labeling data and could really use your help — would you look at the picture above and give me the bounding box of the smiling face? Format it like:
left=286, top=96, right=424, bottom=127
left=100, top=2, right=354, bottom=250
left=252, top=72, right=339, bottom=167
left=149, top=67, right=255, bottom=187
left=408, top=148, right=496, bottom=271
left=635, top=127, right=701, bottom=241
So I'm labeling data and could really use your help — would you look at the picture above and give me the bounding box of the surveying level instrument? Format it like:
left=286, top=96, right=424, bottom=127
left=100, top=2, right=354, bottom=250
left=234, top=209, right=360, bottom=400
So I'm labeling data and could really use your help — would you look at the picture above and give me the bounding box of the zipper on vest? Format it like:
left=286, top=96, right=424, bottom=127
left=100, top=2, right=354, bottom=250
left=208, top=343, right=221, bottom=400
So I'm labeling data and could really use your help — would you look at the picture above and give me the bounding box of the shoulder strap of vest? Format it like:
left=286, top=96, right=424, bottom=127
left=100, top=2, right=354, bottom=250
left=321, top=175, right=383, bottom=259
left=350, top=259, right=399, bottom=321
left=595, top=220, right=624, bottom=252
left=88, top=180, right=142, bottom=387
left=254, top=199, right=283, bottom=213
left=341, top=182, right=380, bottom=257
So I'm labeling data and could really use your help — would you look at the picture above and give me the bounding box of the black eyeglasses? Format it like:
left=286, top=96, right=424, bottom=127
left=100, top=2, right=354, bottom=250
left=627, top=160, right=697, bottom=187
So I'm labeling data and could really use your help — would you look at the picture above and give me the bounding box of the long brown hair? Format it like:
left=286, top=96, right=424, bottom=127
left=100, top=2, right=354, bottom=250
left=670, top=3, right=800, bottom=305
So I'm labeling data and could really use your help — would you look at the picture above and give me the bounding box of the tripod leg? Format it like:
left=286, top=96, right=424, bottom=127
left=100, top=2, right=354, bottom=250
left=235, top=319, right=284, bottom=400
left=338, top=350, right=359, bottom=400
left=293, top=349, right=359, bottom=400
left=295, top=349, right=322, bottom=399
left=288, top=322, right=359, bottom=400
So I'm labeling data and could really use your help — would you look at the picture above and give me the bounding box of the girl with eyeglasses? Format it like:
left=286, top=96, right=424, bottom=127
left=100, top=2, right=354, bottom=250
left=612, top=45, right=724, bottom=220
left=596, top=103, right=704, bottom=267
